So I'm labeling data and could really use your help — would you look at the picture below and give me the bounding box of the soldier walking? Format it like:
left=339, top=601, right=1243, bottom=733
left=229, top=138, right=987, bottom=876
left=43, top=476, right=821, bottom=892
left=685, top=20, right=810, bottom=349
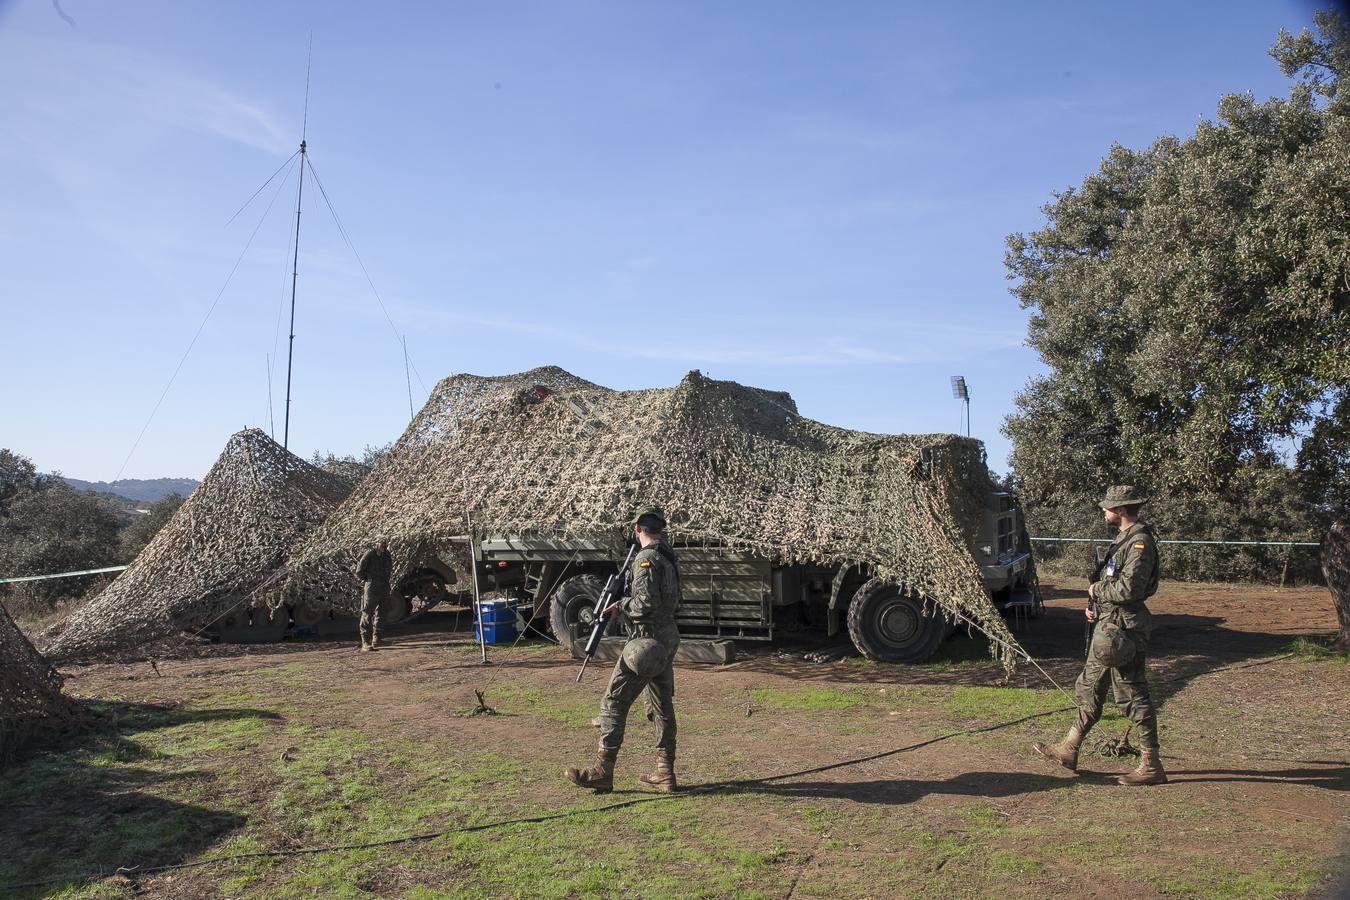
left=1033, top=486, right=1168, bottom=786
left=356, top=538, right=393, bottom=652
left=567, top=507, right=683, bottom=793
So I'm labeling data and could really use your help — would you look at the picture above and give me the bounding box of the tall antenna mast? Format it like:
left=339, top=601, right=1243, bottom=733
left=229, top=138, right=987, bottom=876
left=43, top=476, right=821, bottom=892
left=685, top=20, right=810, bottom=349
left=282, top=36, right=312, bottom=451
left=403, top=336, right=415, bottom=420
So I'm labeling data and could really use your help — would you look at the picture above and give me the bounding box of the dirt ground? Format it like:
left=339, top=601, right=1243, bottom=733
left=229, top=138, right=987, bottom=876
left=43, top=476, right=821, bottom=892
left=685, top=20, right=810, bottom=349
left=3, top=578, right=1347, bottom=899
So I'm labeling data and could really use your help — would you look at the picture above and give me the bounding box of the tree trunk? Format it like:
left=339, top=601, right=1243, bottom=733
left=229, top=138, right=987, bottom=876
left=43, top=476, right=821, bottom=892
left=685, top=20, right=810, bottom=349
left=1323, top=519, right=1350, bottom=651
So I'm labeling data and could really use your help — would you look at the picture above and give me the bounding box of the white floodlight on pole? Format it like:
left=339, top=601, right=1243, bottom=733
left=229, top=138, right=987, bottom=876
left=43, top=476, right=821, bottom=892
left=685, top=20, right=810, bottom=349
left=950, top=376, right=970, bottom=437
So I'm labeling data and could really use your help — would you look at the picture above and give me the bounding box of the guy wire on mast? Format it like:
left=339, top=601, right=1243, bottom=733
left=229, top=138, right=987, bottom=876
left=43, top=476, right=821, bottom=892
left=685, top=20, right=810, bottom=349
left=282, top=37, right=313, bottom=451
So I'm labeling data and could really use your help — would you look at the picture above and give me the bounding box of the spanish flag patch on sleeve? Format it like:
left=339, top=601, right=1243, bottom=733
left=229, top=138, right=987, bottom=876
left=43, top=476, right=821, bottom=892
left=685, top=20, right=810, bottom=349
left=639, top=560, right=652, bottom=568
left=1133, top=542, right=1146, bottom=550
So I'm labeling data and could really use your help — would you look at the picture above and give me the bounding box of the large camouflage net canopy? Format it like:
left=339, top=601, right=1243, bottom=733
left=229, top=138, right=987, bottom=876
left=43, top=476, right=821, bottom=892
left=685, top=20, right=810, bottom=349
left=47, top=429, right=351, bottom=661
left=288, top=366, right=1022, bottom=669
left=1, top=602, right=78, bottom=766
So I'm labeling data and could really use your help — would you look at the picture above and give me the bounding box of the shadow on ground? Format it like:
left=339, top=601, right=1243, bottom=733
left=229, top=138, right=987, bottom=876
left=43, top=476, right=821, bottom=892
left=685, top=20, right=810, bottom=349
left=712, top=770, right=1073, bottom=805
left=0, top=700, right=272, bottom=898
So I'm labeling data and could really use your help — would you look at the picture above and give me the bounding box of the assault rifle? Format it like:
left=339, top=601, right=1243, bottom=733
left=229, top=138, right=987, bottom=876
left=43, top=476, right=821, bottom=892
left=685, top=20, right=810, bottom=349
left=575, top=544, right=638, bottom=682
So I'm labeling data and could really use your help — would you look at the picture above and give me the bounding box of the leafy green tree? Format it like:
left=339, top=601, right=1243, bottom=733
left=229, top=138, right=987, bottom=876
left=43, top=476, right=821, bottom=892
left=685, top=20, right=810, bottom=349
left=118, top=492, right=185, bottom=561
left=309, top=443, right=390, bottom=487
left=0, top=480, right=124, bottom=614
left=1004, top=13, right=1350, bottom=644
left=0, top=449, right=46, bottom=518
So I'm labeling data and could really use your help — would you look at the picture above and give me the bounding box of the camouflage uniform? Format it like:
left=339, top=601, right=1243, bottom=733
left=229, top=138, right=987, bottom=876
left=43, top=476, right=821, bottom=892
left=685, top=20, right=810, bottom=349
left=356, top=546, right=392, bottom=648
left=1075, top=521, right=1161, bottom=748
left=596, top=539, right=682, bottom=753
left=1034, top=485, right=1169, bottom=785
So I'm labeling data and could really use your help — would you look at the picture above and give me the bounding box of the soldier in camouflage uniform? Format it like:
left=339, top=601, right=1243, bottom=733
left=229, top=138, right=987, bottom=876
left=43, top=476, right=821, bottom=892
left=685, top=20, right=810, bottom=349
left=356, top=539, right=393, bottom=652
left=566, top=507, right=683, bottom=793
left=1033, top=486, right=1168, bottom=786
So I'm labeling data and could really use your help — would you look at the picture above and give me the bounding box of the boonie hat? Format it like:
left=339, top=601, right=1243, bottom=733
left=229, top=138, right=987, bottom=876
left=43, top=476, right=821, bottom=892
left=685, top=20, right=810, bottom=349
left=1098, top=485, right=1148, bottom=510
left=630, top=506, right=667, bottom=529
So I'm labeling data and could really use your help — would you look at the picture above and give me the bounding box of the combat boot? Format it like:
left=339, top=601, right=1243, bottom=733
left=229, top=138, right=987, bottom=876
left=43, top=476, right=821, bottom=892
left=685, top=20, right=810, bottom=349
left=1118, top=748, right=1168, bottom=786
left=638, top=751, right=677, bottom=793
left=565, top=748, right=618, bottom=793
left=359, top=641, right=371, bottom=653
left=1032, top=725, right=1085, bottom=771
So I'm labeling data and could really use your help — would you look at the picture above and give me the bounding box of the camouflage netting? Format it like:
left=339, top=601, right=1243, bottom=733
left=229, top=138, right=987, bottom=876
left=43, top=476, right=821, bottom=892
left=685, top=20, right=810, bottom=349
left=1, top=601, right=79, bottom=766
left=46, top=429, right=352, bottom=661
left=286, top=366, right=1023, bottom=670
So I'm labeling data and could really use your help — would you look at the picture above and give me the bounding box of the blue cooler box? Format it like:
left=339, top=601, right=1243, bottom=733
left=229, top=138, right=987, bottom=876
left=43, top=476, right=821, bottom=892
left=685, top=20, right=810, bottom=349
left=474, top=600, right=518, bottom=644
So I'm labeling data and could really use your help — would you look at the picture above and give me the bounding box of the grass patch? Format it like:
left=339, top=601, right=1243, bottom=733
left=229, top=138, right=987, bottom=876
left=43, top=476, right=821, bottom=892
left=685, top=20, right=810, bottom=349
left=1286, top=637, right=1349, bottom=664
left=263, top=794, right=790, bottom=899
left=749, top=686, right=872, bottom=711
left=954, top=802, right=1006, bottom=831
left=989, top=850, right=1044, bottom=877
left=799, top=805, right=840, bottom=834
left=0, top=700, right=262, bottom=898
left=945, top=686, right=1067, bottom=721
left=486, top=685, right=602, bottom=723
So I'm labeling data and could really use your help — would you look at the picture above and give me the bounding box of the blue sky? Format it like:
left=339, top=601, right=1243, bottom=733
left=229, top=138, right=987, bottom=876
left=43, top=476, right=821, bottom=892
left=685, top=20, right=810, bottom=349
left=0, top=1, right=1317, bottom=480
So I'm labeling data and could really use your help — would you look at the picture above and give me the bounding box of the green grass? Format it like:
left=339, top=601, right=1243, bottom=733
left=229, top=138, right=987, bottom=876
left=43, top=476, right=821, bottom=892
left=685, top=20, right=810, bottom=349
left=798, top=804, right=841, bottom=834
left=988, top=850, right=1044, bottom=877
left=4, top=644, right=1342, bottom=899
left=485, top=684, right=603, bottom=723
left=258, top=793, right=791, bottom=899
left=1147, top=854, right=1321, bottom=899
left=1286, top=637, right=1350, bottom=664
left=944, top=686, right=1068, bottom=721
left=0, top=700, right=266, bottom=899
left=954, top=802, right=1006, bottom=831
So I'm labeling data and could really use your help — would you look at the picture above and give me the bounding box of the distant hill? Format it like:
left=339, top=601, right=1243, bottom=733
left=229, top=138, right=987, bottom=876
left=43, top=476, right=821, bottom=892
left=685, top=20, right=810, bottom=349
left=61, top=476, right=199, bottom=504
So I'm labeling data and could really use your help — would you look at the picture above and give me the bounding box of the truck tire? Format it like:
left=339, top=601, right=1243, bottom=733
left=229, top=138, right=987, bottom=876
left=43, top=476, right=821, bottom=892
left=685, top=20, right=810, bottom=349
left=846, top=578, right=945, bottom=663
left=550, top=574, right=606, bottom=645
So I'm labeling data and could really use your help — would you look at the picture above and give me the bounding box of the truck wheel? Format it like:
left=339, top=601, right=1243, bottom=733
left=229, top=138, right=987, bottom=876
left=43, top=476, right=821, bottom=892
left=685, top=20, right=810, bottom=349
left=550, top=574, right=604, bottom=645
left=846, top=579, right=946, bottom=663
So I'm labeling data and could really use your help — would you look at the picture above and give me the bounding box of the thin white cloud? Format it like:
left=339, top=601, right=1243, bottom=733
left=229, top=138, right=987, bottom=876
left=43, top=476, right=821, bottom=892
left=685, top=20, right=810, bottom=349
left=1, top=34, right=294, bottom=160
left=196, top=87, right=294, bottom=157
left=618, top=338, right=910, bottom=366
left=388, top=303, right=923, bottom=368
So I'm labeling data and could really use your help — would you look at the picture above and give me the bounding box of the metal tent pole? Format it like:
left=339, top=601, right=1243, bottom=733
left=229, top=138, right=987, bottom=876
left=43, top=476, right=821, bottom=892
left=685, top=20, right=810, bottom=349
left=467, top=514, right=487, bottom=664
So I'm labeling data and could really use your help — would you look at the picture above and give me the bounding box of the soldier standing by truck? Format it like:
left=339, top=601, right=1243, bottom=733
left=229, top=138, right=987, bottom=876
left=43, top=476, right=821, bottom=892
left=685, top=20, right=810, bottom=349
left=356, top=538, right=393, bottom=652
left=566, top=507, right=683, bottom=793
left=1032, top=486, right=1167, bottom=786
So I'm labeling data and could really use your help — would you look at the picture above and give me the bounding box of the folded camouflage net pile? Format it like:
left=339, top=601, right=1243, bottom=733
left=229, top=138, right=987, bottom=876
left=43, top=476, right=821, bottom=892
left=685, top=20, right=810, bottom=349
left=46, top=429, right=352, bottom=661
left=1, top=602, right=79, bottom=766
left=287, top=366, right=1022, bottom=670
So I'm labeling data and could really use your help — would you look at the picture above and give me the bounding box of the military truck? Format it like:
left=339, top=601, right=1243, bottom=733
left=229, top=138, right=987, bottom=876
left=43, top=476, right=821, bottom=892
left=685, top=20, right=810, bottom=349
left=468, top=491, right=1037, bottom=664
